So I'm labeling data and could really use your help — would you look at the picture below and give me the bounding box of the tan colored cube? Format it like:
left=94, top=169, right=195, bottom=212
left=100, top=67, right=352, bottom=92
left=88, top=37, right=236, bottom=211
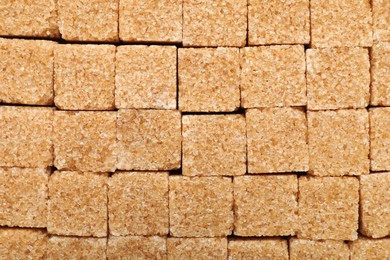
left=54, top=44, right=115, bottom=110
left=311, top=0, right=372, bottom=47
left=57, top=0, right=118, bottom=41
left=0, top=39, right=55, bottom=105
left=167, top=238, right=227, bottom=259
left=234, top=175, right=298, bottom=236
left=248, top=0, right=309, bottom=45
left=0, top=0, right=59, bottom=37
left=115, top=46, right=176, bottom=109
left=308, top=109, right=369, bottom=176
left=228, top=239, right=288, bottom=259
left=182, top=115, right=246, bottom=176
left=0, top=167, right=48, bottom=228
left=246, top=108, right=308, bottom=173
left=109, top=172, right=169, bottom=236
left=371, top=43, right=390, bottom=106
left=241, top=46, right=306, bottom=108
left=119, top=0, right=182, bottom=43
left=370, top=108, right=390, bottom=171
left=183, top=0, right=247, bottom=47
left=350, top=237, right=390, bottom=260
left=298, top=176, right=359, bottom=240
left=117, top=109, right=181, bottom=171
left=53, top=111, right=117, bottom=172
left=0, top=106, right=53, bottom=168
left=48, top=171, right=108, bottom=237
left=108, top=236, right=167, bottom=260
left=373, top=0, right=390, bottom=42
left=307, top=48, right=370, bottom=110
left=48, top=236, right=106, bottom=259
left=0, top=228, right=47, bottom=259
left=360, top=173, right=390, bottom=238
left=169, top=176, right=233, bottom=237
left=289, top=238, right=349, bottom=260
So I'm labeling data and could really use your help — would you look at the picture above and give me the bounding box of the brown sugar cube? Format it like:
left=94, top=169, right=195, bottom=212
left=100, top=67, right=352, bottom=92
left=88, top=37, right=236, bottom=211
left=370, top=108, right=390, bottom=171
left=0, top=167, right=48, bottom=228
left=350, top=237, right=390, bottom=260
left=228, top=238, right=288, bottom=259
left=48, top=236, right=106, bottom=259
left=48, top=171, right=108, bottom=237
left=179, top=48, right=240, bottom=112
left=0, top=39, right=55, bottom=105
left=248, top=0, right=309, bottom=45
left=108, top=236, right=167, bottom=259
left=0, top=0, right=58, bottom=37
left=117, top=109, right=181, bottom=171
left=307, top=48, right=370, bottom=110
left=119, top=0, right=181, bottom=43
left=234, top=175, right=298, bottom=236
left=360, top=173, right=390, bottom=238
left=308, top=109, right=369, bottom=176
left=246, top=108, right=308, bottom=173
left=0, top=106, right=53, bottom=168
left=167, top=238, right=227, bottom=259
left=182, top=115, right=246, bottom=176
left=371, top=43, right=390, bottom=106
left=373, top=0, right=390, bottom=41
left=54, top=44, right=115, bottom=110
left=311, top=0, right=372, bottom=47
left=289, top=238, right=349, bottom=260
left=183, top=0, right=247, bottom=47
left=109, top=172, right=169, bottom=236
left=115, top=46, right=176, bottom=109
left=57, top=0, right=118, bottom=42
left=53, top=111, right=117, bottom=172
left=241, top=45, right=306, bottom=108
left=169, top=176, right=233, bottom=237
left=298, top=176, right=359, bottom=240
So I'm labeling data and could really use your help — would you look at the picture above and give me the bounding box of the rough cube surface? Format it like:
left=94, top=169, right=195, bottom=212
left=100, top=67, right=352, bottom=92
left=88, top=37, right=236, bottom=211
left=53, top=111, right=117, bottom=172
left=109, top=172, right=169, bottom=236
left=241, top=46, right=306, bottom=108
left=169, top=176, right=233, bottom=237
left=371, top=43, right=390, bottom=106
left=115, top=46, right=176, bottom=109
left=0, top=106, right=53, bottom=168
left=289, top=238, right=349, bottom=260
left=167, top=238, right=227, bottom=260
left=48, top=236, right=106, bottom=259
left=370, top=108, right=390, bottom=171
left=308, top=110, right=369, bottom=176
left=117, top=109, right=181, bottom=171
left=298, top=176, right=359, bottom=240
left=183, top=0, right=247, bottom=47
left=373, top=0, right=390, bottom=41
left=247, top=108, right=308, bottom=173
left=228, top=239, right=288, bottom=259
left=350, top=237, right=390, bottom=260
left=48, top=171, right=108, bottom=237
left=182, top=115, right=246, bottom=176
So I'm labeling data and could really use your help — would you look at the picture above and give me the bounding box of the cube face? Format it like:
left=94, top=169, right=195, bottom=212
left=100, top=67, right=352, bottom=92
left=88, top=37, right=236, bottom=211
left=289, top=239, right=349, bottom=260
left=234, top=175, right=298, bottom=236
left=350, top=237, right=390, bottom=260
left=298, top=176, right=359, bottom=240
left=182, top=115, right=246, bottom=176
left=115, top=46, right=176, bottom=109
left=48, top=236, right=106, bottom=259
left=246, top=108, right=308, bottom=174
left=183, top=0, right=247, bottom=47
left=248, top=0, right=309, bottom=45
left=0, top=107, right=53, bottom=168
left=307, top=48, right=370, bottom=110
left=169, top=176, right=233, bottom=237
left=48, top=171, right=108, bottom=237
left=228, top=239, right=288, bottom=260
left=117, top=109, right=181, bottom=171
left=167, top=238, right=227, bottom=260
left=0, top=167, right=48, bottom=228
left=373, top=0, right=390, bottom=42
left=53, top=111, right=117, bottom=172
left=241, top=46, right=306, bottom=108
left=0, top=39, right=55, bottom=105
left=370, top=108, right=390, bottom=171
left=119, top=0, right=182, bottom=43
left=311, top=0, right=372, bottom=47
left=371, top=43, right=390, bottom=106
left=308, top=110, right=369, bottom=176
left=108, top=172, right=169, bottom=236
left=360, top=173, right=390, bottom=238
left=57, top=0, right=118, bottom=41
left=179, top=48, right=240, bottom=112
left=54, top=45, right=116, bottom=110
